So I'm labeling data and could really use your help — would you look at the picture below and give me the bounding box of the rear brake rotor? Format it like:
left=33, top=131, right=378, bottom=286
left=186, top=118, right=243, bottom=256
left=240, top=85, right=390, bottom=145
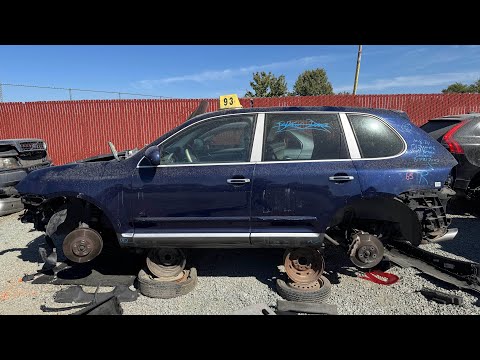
left=349, top=232, right=384, bottom=269
left=63, top=228, right=103, bottom=263
left=146, top=248, right=186, bottom=278
left=283, top=248, right=324, bottom=284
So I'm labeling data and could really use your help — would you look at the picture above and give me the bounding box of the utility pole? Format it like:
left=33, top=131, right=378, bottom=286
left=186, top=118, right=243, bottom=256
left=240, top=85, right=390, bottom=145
left=353, top=45, right=362, bottom=95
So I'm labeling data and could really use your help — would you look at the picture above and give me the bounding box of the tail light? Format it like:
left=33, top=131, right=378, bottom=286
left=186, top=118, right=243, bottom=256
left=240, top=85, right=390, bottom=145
left=442, top=121, right=468, bottom=154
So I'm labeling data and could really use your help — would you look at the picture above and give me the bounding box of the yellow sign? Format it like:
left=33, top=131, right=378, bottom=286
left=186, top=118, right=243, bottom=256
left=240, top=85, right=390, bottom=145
left=219, top=94, right=242, bottom=109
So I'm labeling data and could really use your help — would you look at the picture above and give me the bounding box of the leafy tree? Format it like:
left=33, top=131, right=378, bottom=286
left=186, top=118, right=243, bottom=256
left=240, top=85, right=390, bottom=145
left=245, top=72, right=288, bottom=97
left=442, top=79, right=480, bottom=93
left=469, top=79, right=480, bottom=92
left=442, top=82, right=473, bottom=93
left=337, top=91, right=351, bottom=95
left=292, top=68, right=334, bottom=96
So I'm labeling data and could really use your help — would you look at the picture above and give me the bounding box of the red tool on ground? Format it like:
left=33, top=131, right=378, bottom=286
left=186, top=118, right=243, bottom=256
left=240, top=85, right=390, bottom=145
left=359, top=270, right=399, bottom=285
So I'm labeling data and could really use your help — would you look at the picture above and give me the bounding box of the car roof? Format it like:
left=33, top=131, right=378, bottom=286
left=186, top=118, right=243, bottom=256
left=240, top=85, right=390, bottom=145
left=188, top=106, right=408, bottom=124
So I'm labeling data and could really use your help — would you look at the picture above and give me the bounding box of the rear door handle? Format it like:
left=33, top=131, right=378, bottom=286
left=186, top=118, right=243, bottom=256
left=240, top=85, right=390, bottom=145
left=227, top=178, right=251, bottom=185
left=329, top=175, right=354, bottom=182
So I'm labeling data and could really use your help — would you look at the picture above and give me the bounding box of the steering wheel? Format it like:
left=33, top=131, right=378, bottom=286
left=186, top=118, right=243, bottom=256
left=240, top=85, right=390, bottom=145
left=161, top=149, right=176, bottom=164
left=185, top=146, right=199, bottom=163
left=108, top=141, right=120, bottom=161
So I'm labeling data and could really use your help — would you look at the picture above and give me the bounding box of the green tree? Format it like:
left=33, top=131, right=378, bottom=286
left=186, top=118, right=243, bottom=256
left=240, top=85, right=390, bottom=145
left=292, top=68, right=334, bottom=96
left=468, top=79, right=480, bottom=92
left=442, top=79, right=480, bottom=93
left=337, top=91, right=351, bottom=95
left=245, top=71, right=288, bottom=97
left=442, top=82, right=473, bottom=93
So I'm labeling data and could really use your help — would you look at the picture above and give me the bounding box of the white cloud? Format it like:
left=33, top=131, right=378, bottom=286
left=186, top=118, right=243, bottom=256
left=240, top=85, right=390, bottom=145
left=133, top=55, right=335, bottom=88
left=335, top=71, right=480, bottom=92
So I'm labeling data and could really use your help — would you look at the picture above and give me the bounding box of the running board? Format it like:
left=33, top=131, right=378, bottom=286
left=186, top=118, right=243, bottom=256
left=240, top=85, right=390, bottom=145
left=117, top=232, right=324, bottom=248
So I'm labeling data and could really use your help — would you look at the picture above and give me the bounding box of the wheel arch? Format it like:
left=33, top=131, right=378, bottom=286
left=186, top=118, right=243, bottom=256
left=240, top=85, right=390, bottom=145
left=329, top=195, right=422, bottom=246
left=40, top=192, right=119, bottom=239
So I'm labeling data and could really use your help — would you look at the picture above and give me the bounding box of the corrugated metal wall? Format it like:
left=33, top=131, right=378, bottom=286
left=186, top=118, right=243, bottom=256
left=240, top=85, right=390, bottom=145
left=1, top=94, right=480, bottom=165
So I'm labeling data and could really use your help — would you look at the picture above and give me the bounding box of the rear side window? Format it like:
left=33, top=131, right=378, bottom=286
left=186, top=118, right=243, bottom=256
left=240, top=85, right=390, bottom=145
left=263, top=113, right=348, bottom=161
left=348, top=114, right=405, bottom=158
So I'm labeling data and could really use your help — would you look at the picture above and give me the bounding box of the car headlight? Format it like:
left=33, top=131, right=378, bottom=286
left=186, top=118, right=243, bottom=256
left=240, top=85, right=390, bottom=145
left=0, top=157, right=20, bottom=169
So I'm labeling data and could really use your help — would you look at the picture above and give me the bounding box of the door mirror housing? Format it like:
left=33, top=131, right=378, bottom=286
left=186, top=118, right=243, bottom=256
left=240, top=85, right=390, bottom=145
left=145, top=146, right=161, bottom=166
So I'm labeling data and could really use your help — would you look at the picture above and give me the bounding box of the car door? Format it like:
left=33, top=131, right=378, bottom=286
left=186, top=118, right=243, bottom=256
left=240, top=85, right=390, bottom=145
left=250, top=111, right=363, bottom=246
left=129, top=113, right=257, bottom=247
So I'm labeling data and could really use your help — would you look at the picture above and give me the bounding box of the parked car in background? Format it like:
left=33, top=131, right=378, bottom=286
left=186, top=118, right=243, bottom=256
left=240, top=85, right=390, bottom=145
left=420, top=113, right=480, bottom=199
left=0, top=139, right=52, bottom=216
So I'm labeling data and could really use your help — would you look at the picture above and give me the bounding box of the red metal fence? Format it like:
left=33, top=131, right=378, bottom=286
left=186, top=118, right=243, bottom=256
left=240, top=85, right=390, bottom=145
left=1, top=94, right=480, bottom=165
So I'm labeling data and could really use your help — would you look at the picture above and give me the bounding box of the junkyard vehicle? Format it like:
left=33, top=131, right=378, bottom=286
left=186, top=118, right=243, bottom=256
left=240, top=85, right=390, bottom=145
left=0, top=139, right=51, bottom=216
left=420, top=113, right=480, bottom=199
left=16, top=106, right=458, bottom=294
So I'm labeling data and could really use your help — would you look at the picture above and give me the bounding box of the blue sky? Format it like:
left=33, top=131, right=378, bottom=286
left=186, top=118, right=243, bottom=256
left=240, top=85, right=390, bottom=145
left=1, top=45, right=480, bottom=102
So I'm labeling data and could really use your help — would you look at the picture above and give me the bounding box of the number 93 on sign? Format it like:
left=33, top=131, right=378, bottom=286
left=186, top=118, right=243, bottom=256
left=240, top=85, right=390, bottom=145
left=219, top=94, right=242, bottom=109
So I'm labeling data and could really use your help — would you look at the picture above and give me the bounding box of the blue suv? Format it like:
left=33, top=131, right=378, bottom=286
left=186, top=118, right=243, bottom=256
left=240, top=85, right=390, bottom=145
left=17, top=107, right=458, bottom=273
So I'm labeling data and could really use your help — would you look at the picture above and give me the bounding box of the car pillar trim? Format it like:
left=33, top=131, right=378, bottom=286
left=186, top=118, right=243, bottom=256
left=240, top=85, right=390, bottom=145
left=339, top=112, right=361, bottom=159
left=250, top=113, right=265, bottom=162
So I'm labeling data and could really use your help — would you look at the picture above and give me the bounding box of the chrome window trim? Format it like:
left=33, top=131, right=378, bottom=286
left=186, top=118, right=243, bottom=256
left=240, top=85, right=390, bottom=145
left=250, top=113, right=265, bottom=162
left=339, top=112, right=361, bottom=159
left=345, top=112, right=408, bottom=161
left=135, top=110, right=408, bottom=168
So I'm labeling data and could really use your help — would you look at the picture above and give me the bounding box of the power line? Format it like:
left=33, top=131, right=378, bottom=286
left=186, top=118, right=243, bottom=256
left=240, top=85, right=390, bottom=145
left=0, top=82, right=172, bottom=100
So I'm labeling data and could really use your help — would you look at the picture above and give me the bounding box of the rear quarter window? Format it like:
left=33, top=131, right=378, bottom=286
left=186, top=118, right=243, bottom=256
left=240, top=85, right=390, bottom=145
left=348, top=114, right=405, bottom=158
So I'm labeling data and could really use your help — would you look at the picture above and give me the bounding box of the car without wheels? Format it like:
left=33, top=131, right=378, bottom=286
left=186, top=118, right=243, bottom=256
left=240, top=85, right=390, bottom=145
left=16, top=106, right=458, bottom=289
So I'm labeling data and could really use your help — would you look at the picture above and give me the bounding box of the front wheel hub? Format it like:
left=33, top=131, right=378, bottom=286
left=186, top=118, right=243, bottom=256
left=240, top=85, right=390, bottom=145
left=63, top=228, right=103, bottom=263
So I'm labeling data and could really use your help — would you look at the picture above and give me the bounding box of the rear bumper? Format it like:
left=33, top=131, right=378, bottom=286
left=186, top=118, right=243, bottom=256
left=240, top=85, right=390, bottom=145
left=452, top=154, right=480, bottom=190
left=0, top=196, right=23, bottom=216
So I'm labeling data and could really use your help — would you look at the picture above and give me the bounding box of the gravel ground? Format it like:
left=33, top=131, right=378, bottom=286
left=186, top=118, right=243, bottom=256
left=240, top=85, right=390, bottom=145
left=1, top=199, right=480, bottom=315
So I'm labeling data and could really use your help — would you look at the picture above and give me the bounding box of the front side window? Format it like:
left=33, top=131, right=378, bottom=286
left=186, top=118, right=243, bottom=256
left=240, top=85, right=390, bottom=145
left=262, top=113, right=348, bottom=161
left=159, top=114, right=255, bottom=165
left=348, top=114, right=405, bottom=158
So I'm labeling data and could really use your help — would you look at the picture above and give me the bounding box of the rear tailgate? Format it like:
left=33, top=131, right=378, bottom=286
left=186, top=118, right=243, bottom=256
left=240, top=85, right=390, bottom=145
left=420, top=119, right=462, bottom=142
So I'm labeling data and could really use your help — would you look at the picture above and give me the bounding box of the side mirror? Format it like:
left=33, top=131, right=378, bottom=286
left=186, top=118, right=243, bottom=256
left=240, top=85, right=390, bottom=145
left=144, top=146, right=161, bottom=166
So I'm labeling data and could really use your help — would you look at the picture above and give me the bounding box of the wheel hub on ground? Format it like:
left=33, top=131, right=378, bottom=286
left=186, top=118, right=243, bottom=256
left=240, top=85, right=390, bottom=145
left=283, top=248, right=324, bottom=284
left=146, top=248, right=186, bottom=278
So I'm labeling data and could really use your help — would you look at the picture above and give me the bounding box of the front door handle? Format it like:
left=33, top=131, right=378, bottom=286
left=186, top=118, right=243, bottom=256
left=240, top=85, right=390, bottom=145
left=329, top=175, right=354, bottom=182
left=227, top=178, right=251, bottom=185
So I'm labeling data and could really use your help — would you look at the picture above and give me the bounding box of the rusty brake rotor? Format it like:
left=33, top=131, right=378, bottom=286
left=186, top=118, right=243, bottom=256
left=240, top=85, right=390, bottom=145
left=283, top=248, right=324, bottom=284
